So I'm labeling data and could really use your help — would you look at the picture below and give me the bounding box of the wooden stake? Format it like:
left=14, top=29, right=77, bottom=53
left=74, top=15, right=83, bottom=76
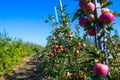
left=54, top=7, right=58, bottom=23
left=59, top=0, right=63, bottom=8
left=94, top=0, right=108, bottom=65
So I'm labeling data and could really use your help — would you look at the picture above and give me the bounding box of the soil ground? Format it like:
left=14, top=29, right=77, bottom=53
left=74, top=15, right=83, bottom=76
left=2, top=54, right=41, bottom=80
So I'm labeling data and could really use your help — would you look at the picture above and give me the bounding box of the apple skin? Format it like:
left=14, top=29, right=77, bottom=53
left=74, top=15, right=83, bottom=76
left=58, top=45, right=63, bottom=49
left=67, top=34, right=73, bottom=39
left=53, top=45, right=59, bottom=49
left=79, top=1, right=85, bottom=8
left=87, top=27, right=97, bottom=36
left=72, top=72, right=77, bottom=78
left=58, top=45, right=63, bottom=51
left=75, top=50, right=80, bottom=55
left=82, top=43, right=86, bottom=48
left=79, top=18, right=88, bottom=27
left=83, top=2, right=95, bottom=14
left=63, top=47, right=67, bottom=51
left=49, top=52, right=55, bottom=57
left=99, top=12, right=114, bottom=25
left=88, top=14, right=95, bottom=22
left=93, top=63, right=110, bottom=76
left=77, top=42, right=81, bottom=46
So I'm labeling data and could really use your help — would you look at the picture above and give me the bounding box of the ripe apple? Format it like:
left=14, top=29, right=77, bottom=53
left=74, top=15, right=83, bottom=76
left=79, top=1, right=85, bottom=8
left=49, top=52, right=55, bottom=57
left=93, top=63, right=110, bottom=76
left=87, top=27, right=97, bottom=36
left=58, top=45, right=63, bottom=49
left=57, top=48, right=61, bottom=52
left=63, top=47, right=67, bottom=51
left=77, top=42, right=81, bottom=46
left=75, top=50, right=80, bottom=55
left=82, top=43, right=86, bottom=48
left=99, top=12, right=114, bottom=25
left=83, top=2, right=95, bottom=14
left=88, top=14, right=95, bottom=22
left=58, top=45, right=63, bottom=51
left=67, top=34, right=73, bottom=38
left=72, top=72, right=77, bottom=78
left=79, top=18, right=88, bottom=26
left=53, top=45, right=59, bottom=49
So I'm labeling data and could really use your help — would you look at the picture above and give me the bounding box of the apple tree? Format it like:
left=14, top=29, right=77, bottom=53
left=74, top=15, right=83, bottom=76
left=72, top=0, right=120, bottom=79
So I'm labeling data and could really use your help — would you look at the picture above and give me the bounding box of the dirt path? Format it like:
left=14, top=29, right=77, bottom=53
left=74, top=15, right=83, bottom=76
left=3, top=54, right=41, bottom=80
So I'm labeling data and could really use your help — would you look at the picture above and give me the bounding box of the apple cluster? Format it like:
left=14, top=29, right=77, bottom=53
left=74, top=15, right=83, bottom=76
left=78, top=0, right=111, bottom=76
left=78, top=0, right=114, bottom=36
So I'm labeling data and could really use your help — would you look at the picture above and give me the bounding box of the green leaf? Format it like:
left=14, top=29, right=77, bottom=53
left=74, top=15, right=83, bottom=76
left=86, top=77, right=92, bottom=80
left=113, top=12, right=120, bottom=17
left=91, top=75, right=101, bottom=80
left=71, top=9, right=82, bottom=22
left=112, top=35, right=118, bottom=40
left=106, top=25, right=114, bottom=31
left=101, top=1, right=113, bottom=8
left=45, top=20, right=49, bottom=23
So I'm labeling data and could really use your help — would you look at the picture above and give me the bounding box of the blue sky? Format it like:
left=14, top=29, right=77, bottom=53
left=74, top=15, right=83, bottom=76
left=0, top=0, right=120, bottom=46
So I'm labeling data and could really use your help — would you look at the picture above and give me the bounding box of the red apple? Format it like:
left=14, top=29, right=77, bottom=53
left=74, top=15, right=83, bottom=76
left=49, top=52, right=55, bottom=57
left=79, top=18, right=88, bottom=27
left=82, top=43, right=86, bottom=48
left=99, top=12, right=114, bottom=25
left=93, top=63, right=110, bottom=76
left=87, top=27, right=97, bottom=36
left=79, top=1, right=85, bottom=8
left=67, top=34, right=73, bottom=38
left=77, top=42, right=81, bottom=46
left=88, top=14, right=95, bottom=22
left=58, top=45, right=63, bottom=51
left=53, top=45, right=59, bottom=49
left=59, top=45, right=63, bottom=49
left=75, top=50, right=80, bottom=55
left=57, top=48, right=61, bottom=52
left=83, top=2, right=95, bottom=14
left=72, top=72, right=77, bottom=78
left=63, top=47, right=67, bottom=51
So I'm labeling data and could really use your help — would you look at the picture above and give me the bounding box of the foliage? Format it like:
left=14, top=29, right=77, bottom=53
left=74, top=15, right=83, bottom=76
left=0, top=31, right=43, bottom=78
left=72, top=0, right=120, bottom=79
left=39, top=0, right=120, bottom=79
